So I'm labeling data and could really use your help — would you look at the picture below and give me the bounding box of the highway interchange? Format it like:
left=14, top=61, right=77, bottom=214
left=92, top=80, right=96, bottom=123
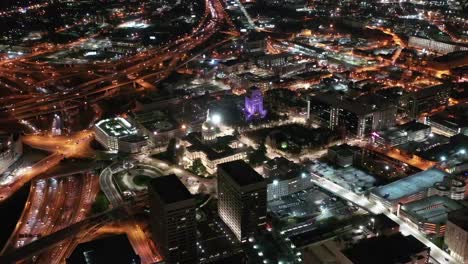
left=1, top=0, right=231, bottom=262
left=0, top=0, right=464, bottom=263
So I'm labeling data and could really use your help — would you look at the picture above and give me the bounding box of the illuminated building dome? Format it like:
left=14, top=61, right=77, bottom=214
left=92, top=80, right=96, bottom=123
left=201, top=110, right=221, bottom=143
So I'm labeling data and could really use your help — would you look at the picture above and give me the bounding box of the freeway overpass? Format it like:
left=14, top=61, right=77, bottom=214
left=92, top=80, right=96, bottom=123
left=0, top=195, right=148, bottom=263
left=1, top=0, right=239, bottom=121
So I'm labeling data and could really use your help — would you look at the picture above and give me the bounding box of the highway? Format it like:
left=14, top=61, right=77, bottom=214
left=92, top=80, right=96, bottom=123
left=365, top=143, right=436, bottom=171
left=0, top=131, right=95, bottom=202
left=308, top=171, right=460, bottom=264
left=0, top=172, right=100, bottom=263
left=0, top=0, right=239, bottom=121
left=100, top=167, right=124, bottom=207
left=100, top=154, right=216, bottom=210
left=0, top=1, right=231, bottom=262
left=0, top=195, right=150, bottom=264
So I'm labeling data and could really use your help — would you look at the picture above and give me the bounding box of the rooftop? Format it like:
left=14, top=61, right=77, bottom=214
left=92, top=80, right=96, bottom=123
left=149, top=174, right=193, bottom=204
left=218, top=160, right=264, bottom=187
left=371, top=169, right=448, bottom=201
left=342, top=233, right=428, bottom=264
left=312, top=92, right=395, bottom=116
left=410, top=84, right=450, bottom=99
left=131, top=110, right=179, bottom=133
left=448, top=207, right=468, bottom=231
left=396, top=133, right=449, bottom=156
left=67, top=234, right=139, bottom=264
left=375, top=121, right=430, bottom=142
left=428, top=102, right=468, bottom=130
left=264, top=157, right=304, bottom=182
left=328, top=143, right=360, bottom=156
left=184, top=132, right=246, bottom=161
left=95, top=117, right=138, bottom=138
left=373, top=213, right=399, bottom=230
left=400, top=195, right=464, bottom=224
left=399, top=121, right=431, bottom=133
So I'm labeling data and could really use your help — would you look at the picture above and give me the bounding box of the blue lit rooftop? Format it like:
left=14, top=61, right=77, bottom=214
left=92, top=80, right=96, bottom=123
left=371, top=169, right=448, bottom=201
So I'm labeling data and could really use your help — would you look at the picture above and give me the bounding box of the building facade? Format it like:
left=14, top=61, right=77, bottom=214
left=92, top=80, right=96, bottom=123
left=310, top=93, right=396, bottom=138
left=149, top=175, right=197, bottom=264
left=264, top=157, right=313, bottom=201
left=370, top=169, right=449, bottom=212
left=94, top=117, right=148, bottom=153
left=445, top=208, right=468, bottom=264
left=408, top=36, right=468, bottom=54
left=429, top=176, right=466, bottom=200
left=0, top=133, right=22, bottom=175
left=218, top=160, right=267, bottom=242
left=403, top=84, right=450, bottom=119
left=398, top=195, right=463, bottom=236
left=244, top=88, right=267, bottom=121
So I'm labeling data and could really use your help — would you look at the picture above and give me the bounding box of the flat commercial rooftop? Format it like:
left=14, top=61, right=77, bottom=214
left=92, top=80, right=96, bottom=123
left=218, top=160, right=264, bottom=187
left=371, top=169, right=448, bottom=202
left=131, top=110, right=178, bottom=133
left=342, top=233, right=428, bottom=264
left=95, top=117, right=138, bottom=138
left=400, top=195, right=463, bottom=224
left=448, top=208, right=468, bottom=231
left=149, top=174, right=193, bottom=204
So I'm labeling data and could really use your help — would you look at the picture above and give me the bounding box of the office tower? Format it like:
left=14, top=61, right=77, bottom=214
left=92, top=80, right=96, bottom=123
left=217, top=160, right=267, bottom=242
left=445, top=208, right=468, bottom=264
left=149, top=175, right=197, bottom=264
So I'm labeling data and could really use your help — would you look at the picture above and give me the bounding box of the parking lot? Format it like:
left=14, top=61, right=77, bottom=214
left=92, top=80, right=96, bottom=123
left=307, top=160, right=378, bottom=194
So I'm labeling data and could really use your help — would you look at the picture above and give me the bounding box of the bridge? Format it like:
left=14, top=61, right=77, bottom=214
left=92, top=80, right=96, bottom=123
left=0, top=195, right=148, bottom=264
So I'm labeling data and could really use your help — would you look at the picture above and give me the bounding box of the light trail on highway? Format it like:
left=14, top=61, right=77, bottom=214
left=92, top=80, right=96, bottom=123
left=0, top=2, right=235, bottom=263
left=0, top=131, right=95, bottom=202
left=1, top=172, right=100, bottom=264
left=0, top=0, right=239, bottom=122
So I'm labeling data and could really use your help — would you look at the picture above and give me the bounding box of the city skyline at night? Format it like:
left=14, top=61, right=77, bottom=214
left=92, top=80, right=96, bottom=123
left=0, top=0, right=467, bottom=264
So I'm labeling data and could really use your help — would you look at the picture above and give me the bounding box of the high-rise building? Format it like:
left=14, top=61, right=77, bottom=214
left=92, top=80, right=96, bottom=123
left=244, top=88, right=267, bottom=121
left=445, top=208, right=468, bottom=264
left=149, top=175, right=197, bottom=264
left=0, top=132, right=22, bottom=175
left=217, top=160, right=267, bottom=242
left=403, top=84, right=450, bottom=119
left=310, top=92, right=396, bottom=137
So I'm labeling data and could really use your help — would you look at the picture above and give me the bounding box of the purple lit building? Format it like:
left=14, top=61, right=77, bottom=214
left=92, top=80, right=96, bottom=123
left=244, top=89, right=267, bottom=121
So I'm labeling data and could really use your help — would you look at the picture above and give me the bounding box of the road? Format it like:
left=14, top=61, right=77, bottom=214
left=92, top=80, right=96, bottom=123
left=0, top=0, right=239, bottom=121
left=365, top=143, right=436, bottom=170
left=100, top=154, right=216, bottom=209
left=1, top=172, right=100, bottom=263
left=0, top=1, right=232, bottom=263
left=0, top=131, right=96, bottom=202
left=308, top=171, right=460, bottom=264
